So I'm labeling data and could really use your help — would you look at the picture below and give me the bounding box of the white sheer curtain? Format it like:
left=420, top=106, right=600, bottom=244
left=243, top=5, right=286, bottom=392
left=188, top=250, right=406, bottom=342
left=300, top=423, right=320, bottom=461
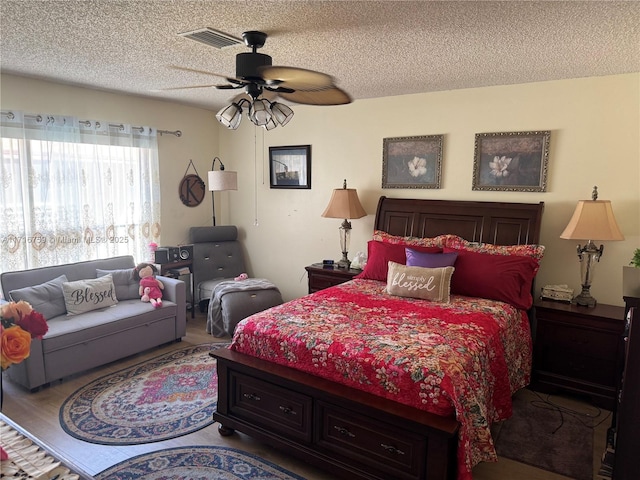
left=0, top=111, right=161, bottom=275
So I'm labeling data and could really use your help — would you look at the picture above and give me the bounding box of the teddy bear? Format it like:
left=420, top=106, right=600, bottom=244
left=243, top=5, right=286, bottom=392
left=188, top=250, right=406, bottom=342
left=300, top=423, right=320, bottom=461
left=134, top=262, right=164, bottom=308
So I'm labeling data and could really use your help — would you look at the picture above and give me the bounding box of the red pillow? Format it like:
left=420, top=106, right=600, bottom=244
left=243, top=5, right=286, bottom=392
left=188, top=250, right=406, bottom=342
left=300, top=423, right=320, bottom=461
left=443, top=247, right=539, bottom=310
left=356, top=241, right=441, bottom=281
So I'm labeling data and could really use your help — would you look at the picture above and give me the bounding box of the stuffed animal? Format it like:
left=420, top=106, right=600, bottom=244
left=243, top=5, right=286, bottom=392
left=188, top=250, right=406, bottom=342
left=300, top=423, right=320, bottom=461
left=134, top=263, right=164, bottom=308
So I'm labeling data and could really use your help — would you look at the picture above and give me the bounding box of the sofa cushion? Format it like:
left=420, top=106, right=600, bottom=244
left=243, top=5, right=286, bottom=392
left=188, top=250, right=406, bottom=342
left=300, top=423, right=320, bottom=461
left=62, top=275, right=118, bottom=315
left=96, top=268, right=139, bottom=300
left=42, top=299, right=178, bottom=351
left=9, top=274, right=68, bottom=320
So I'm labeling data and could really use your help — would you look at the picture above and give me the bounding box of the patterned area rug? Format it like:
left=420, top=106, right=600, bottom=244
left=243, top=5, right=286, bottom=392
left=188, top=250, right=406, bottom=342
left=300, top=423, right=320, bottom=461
left=60, top=344, right=224, bottom=445
left=95, top=446, right=307, bottom=480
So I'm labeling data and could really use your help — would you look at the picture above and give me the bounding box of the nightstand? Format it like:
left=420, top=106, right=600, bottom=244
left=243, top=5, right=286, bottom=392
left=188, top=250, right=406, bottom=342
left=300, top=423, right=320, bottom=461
left=305, top=264, right=360, bottom=294
left=532, top=299, right=625, bottom=409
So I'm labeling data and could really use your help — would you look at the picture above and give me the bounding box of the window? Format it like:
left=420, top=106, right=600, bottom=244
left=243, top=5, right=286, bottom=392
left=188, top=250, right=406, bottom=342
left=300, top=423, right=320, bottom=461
left=0, top=112, right=161, bottom=276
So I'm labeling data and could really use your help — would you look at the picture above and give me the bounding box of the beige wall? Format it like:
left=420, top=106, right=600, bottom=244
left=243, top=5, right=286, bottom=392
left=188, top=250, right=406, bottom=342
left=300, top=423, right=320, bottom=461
left=221, top=74, right=639, bottom=307
left=2, top=73, right=639, bottom=307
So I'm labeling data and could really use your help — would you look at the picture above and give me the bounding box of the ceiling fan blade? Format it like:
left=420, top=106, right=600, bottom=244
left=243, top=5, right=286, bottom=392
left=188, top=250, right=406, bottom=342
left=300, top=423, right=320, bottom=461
left=169, top=65, right=248, bottom=85
left=153, top=84, right=222, bottom=91
left=277, top=86, right=352, bottom=106
left=259, top=66, right=334, bottom=91
left=264, top=85, right=295, bottom=94
left=168, top=65, right=231, bottom=79
left=216, top=84, right=244, bottom=90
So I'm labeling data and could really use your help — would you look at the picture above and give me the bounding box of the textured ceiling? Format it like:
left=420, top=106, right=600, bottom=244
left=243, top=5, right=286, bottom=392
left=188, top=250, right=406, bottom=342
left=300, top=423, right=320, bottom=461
left=1, top=1, right=639, bottom=113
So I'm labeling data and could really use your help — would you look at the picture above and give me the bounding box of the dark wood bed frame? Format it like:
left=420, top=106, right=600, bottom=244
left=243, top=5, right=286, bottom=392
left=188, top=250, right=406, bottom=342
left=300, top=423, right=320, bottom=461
left=212, top=197, right=544, bottom=480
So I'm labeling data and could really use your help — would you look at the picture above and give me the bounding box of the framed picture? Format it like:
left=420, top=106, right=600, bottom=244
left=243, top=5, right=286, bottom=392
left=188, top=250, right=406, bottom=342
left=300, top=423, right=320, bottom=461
left=269, top=145, right=311, bottom=189
left=382, top=135, right=443, bottom=189
left=472, top=131, right=550, bottom=192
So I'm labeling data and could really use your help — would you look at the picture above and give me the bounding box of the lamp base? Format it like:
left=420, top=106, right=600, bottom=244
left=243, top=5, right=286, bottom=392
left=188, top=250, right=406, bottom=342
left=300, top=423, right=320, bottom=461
left=573, top=287, right=597, bottom=307
left=336, top=258, right=351, bottom=269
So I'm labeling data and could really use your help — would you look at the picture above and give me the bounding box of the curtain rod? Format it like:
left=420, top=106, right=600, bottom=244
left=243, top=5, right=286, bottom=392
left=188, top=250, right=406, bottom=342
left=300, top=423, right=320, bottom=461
left=1, top=110, right=182, bottom=137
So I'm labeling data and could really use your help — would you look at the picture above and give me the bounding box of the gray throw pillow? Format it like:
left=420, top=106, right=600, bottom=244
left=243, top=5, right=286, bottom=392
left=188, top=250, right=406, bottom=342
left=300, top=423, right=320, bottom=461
left=9, top=274, right=68, bottom=320
left=96, top=268, right=139, bottom=300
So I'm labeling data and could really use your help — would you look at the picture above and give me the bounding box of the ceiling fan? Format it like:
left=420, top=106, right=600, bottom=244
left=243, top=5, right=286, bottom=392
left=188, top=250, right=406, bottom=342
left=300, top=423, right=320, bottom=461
left=170, top=31, right=352, bottom=130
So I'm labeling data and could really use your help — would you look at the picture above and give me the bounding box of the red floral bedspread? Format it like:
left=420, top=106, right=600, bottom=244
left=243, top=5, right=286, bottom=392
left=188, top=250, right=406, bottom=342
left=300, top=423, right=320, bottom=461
left=230, top=279, right=532, bottom=480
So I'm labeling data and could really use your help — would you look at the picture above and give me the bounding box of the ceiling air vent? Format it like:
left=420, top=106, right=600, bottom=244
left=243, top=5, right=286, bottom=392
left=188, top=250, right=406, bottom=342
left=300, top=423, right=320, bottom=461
left=178, top=28, right=242, bottom=49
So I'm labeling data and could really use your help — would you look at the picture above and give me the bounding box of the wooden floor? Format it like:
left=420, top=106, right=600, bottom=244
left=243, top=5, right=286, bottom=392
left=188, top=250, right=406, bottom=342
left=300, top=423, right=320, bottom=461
left=1, top=311, right=610, bottom=480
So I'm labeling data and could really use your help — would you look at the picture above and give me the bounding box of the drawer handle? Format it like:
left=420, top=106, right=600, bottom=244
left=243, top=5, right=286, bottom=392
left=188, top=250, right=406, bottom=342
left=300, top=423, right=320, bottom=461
left=243, top=393, right=261, bottom=401
left=333, top=425, right=355, bottom=438
left=380, top=443, right=405, bottom=455
left=279, top=406, right=297, bottom=415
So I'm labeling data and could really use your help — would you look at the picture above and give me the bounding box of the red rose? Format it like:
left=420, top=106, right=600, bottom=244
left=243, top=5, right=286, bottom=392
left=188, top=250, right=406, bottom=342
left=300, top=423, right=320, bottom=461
left=17, top=310, right=49, bottom=339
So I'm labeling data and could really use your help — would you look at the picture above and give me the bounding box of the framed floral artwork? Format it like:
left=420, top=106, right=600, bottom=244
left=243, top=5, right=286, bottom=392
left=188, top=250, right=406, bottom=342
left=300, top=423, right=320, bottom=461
left=382, top=135, right=443, bottom=189
left=472, top=131, right=550, bottom=192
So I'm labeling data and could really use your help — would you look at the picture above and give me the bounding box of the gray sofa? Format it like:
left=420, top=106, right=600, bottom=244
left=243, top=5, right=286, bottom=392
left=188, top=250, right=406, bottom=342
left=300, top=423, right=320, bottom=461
left=0, top=255, right=186, bottom=391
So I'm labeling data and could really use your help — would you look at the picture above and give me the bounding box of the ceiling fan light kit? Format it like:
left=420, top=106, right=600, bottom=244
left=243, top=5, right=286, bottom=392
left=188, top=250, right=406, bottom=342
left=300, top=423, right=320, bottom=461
left=175, top=29, right=350, bottom=130
left=215, top=97, right=294, bottom=130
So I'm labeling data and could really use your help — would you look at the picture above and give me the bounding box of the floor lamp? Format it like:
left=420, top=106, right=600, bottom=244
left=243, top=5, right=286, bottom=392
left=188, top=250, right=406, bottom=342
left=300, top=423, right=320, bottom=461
left=208, top=157, right=238, bottom=226
left=560, top=186, right=624, bottom=307
left=321, top=179, right=367, bottom=269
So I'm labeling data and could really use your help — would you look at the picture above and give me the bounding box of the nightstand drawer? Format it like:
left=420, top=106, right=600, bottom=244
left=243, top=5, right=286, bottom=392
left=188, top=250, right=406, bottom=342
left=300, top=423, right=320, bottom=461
left=316, top=401, right=426, bottom=479
left=536, top=345, right=618, bottom=387
left=305, top=264, right=360, bottom=294
left=309, top=271, right=346, bottom=290
left=229, top=371, right=313, bottom=442
left=537, top=320, right=619, bottom=360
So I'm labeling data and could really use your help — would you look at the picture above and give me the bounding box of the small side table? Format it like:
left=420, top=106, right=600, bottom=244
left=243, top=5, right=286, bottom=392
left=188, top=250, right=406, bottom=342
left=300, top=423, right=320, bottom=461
left=159, top=260, right=195, bottom=319
left=532, top=299, right=625, bottom=408
left=305, top=264, right=360, bottom=294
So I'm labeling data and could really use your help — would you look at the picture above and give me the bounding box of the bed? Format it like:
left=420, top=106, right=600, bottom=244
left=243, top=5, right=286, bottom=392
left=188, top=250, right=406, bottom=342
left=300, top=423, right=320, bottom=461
left=211, top=196, right=544, bottom=480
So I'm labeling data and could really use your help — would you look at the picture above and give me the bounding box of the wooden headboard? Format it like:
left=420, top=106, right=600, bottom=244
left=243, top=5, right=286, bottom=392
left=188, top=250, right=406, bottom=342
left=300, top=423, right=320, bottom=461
left=374, top=197, right=544, bottom=246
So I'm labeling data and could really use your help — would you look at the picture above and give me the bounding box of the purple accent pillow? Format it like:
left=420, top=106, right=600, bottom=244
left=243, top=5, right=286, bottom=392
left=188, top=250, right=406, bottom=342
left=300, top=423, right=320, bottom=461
left=405, top=248, right=458, bottom=268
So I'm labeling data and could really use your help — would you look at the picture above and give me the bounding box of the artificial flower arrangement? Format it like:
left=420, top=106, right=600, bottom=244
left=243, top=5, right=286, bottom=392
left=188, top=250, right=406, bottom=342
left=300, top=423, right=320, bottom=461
left=1, top=300, right=48, bottom=460
left=1, top=300, right=49, bottom=370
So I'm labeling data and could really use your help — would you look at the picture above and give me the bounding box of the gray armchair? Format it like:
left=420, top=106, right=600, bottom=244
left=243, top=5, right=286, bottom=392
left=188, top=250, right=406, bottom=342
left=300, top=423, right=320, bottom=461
left=189, top=226, right=282, bottom=336
left=189, top=226, right=246, bottom=312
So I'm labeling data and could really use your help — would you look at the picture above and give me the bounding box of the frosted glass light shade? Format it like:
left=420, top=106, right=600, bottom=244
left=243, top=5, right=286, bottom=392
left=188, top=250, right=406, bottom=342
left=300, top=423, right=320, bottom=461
left=249, top=99, right=271, bottom=126
left=271, top=102, right=294, bottom=126
left=216, top=103, right=242, bottom=129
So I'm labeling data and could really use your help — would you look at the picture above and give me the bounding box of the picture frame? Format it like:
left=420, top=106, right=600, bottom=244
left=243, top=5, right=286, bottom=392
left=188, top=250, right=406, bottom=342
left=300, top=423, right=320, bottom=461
left=382, top=135, right=443, bottom=189
left=472, top=131, right=550, bottom=192
left=269, top=145, right=311, bottom=189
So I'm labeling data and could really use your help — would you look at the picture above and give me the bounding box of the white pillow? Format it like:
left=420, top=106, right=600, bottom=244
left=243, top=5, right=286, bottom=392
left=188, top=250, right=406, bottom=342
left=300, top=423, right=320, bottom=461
left=62, top=275, right=118, bottom=315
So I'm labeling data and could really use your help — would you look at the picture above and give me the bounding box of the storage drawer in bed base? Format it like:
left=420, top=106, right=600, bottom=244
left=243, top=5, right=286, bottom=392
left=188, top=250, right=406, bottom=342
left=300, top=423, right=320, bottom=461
left=212, top=348, right=459, bottom=480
